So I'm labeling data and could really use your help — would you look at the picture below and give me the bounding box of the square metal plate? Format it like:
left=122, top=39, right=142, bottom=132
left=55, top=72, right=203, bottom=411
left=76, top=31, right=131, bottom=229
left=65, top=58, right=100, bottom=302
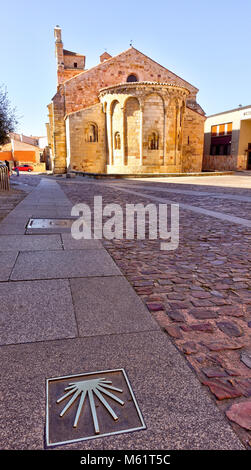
left=27, top=218, right=74, bottom=229
left=46, top=369, right=146, bottom=447
left=26, top=218, right=74, bottom=234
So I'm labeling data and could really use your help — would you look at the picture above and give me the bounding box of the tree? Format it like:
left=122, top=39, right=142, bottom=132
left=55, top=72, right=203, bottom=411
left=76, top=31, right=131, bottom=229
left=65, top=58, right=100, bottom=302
left=0, top=85, right=18, bottom=145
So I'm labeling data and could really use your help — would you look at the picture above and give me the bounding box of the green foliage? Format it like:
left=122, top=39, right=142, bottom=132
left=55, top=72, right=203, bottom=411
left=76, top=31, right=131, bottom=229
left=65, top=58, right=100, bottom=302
left=0, top=85, right=18, bottom=145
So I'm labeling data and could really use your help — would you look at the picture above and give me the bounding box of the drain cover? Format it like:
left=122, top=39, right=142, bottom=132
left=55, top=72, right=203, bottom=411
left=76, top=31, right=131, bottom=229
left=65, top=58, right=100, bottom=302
left=46, top=369, right=146, bottom=447
left=26, top=218, right=74, bottom=233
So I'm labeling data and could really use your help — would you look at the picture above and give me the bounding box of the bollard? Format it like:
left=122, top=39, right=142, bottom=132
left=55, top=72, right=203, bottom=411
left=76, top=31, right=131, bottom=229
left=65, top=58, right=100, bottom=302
left=0, top=165, right=10, bottom=191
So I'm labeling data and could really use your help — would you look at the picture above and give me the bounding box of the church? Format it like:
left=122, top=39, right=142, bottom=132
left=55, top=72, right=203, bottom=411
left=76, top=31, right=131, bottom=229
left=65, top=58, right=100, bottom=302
left=47, top=26, right=205, bottom=175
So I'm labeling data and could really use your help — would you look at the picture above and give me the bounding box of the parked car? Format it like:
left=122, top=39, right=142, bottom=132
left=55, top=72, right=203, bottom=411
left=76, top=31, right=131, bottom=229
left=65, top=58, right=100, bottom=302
left=12, top=164, right=34, bottom=172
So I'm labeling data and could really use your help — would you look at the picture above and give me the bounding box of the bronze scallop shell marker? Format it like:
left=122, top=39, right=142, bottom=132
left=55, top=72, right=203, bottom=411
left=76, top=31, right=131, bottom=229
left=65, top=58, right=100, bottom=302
left=46, top=369, right=146, bottom=446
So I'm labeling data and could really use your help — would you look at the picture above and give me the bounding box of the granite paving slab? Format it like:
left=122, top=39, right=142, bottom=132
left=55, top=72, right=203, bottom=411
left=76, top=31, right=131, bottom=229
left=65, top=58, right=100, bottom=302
left=2, top=214, right=31, bottom=223
left=0, top=279, right=78, bottom=345
left=0, top=252, right=18, bottom=281
left=70, top=276, right=159, bottom=337
left=0, top=234, right=62, bottom=251
left=10, top=249, right=121, bottom=280
left=61, top=233, right=103, bottom=250
left=0, top=220, right=28, bottom=234
left=31, top=210, right=72, bottom=218
left=6, top=208, right=34, bottom=215
left=0, top=331, right=244, bottom=449
left=19, top=202, right=69, bottom=208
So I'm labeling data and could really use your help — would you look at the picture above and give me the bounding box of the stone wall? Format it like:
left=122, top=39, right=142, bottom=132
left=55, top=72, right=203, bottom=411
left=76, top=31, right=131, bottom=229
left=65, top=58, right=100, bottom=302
left=51, top=88, right=67, bottom=173
left=47, top=104, right=54, bottom=154
left=63, top=53, right=85, bottom=70
left=142, top=93, right=164, bottom=165
left=106, top=164, right=186, bottom=174
left=63, top=48, right=199, bottom=116
left=33, top=163, right=46, bottom=171
left=202, top=154, right=237, bottom=171
left=59, top=69, right=84, bottom=82
left=99, top=83, right=191, bottom=174
left=182, top=107, right=205, bottom=172
left=125, top=97, right=141, bottom=165
left=67, top=103, right=106, bottom=173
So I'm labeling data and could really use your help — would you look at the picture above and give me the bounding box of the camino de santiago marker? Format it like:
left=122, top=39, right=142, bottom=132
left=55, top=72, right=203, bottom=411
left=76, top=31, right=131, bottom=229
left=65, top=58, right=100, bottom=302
left=26, top=218, right=75, bottom=234
left=46, top=369, right=146, bottom=446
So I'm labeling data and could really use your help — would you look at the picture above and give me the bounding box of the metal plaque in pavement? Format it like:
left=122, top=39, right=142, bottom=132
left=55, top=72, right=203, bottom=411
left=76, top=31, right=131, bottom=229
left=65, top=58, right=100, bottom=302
left=27, top=218, right=73, bottom=229
left=46, top=368, right=146, bottom=446
left=26, top=218, right=75, bottom=234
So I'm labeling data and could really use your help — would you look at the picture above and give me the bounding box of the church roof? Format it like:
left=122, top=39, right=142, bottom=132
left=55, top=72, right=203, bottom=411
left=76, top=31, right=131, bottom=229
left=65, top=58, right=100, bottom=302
left=63, top=49, right=85, bottom=57
left=62, top=46, right=199, bottom=93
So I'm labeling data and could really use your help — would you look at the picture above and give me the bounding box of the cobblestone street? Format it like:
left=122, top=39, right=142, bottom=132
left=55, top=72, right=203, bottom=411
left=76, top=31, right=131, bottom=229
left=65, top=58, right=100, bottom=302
left=58, top=173, right=251, bottom=448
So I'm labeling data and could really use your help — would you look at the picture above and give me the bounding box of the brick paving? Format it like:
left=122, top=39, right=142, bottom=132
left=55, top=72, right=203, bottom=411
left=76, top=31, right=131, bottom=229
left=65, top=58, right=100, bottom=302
left=59, top=174, right=251, bottom=449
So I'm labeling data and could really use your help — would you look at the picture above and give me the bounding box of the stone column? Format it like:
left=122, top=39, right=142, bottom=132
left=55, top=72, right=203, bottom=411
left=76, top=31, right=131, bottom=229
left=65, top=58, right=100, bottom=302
left=174, top=101, right=179, bottom=166
left=139, top=104, right=144, bottom=166
left=53, top=87, right=67, bottom=174
left=176, top=100, right=183, bottom=171
left=121, top=105, right=126, bottom=166
left=163, top=104, right=167, bottom=166
left=106, top=105, right=113, bottom=166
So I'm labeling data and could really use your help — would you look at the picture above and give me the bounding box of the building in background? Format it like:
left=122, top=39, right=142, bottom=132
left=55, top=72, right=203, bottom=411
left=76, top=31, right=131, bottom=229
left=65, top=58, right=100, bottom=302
left=203, top=105, right=251, bottom=171
left=46, top=26, right=206, bottom=175
left=0, top=133, right=51, bottom=171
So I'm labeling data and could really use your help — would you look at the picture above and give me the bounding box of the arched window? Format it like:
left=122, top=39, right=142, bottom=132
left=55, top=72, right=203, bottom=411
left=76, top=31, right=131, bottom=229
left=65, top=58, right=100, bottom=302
left=85, top=123, right=98, bottom=143
left=127, top=74, right=138, bottom=82
left=114, top=132, right=121, bottom=150
left=148, top=131, right=159, bottom=150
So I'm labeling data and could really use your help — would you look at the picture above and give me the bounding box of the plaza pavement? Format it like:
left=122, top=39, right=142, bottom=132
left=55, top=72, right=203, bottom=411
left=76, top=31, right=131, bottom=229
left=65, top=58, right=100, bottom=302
left=58, top=172, right=251, bottom=448
left=0, top=176, right=246, bottom=450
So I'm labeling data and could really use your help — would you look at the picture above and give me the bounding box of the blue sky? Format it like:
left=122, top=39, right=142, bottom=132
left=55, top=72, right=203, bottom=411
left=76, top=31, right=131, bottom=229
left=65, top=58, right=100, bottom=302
left=1, top=0, right=250, bottom=136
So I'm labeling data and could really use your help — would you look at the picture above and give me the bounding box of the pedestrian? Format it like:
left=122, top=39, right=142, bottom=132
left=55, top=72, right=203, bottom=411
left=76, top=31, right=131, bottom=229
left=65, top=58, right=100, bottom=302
left=4, top=160, right=10, bottom=177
